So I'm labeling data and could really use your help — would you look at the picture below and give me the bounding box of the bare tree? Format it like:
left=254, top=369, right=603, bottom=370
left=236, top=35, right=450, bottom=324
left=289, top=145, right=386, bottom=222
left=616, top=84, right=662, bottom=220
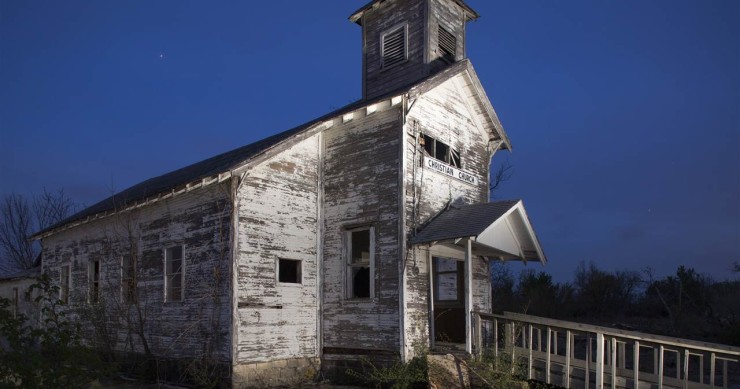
left=0, top=189, right=75, bottom=271
left=490, top=159, right=513, bottom=198
left=0, top=194, right=35, bottom=271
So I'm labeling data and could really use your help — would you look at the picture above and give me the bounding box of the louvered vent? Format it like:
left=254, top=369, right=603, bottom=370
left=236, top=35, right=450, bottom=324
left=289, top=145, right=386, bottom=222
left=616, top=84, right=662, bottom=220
left=438, top=25, right=456, bottom=63
left=382, top=26, right=407, bottom=68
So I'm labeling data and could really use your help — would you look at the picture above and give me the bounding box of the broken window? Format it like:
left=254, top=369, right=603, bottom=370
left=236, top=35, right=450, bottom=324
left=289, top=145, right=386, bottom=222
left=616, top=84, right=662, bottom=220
left=278, top=258, right=302, bottom=284
left=165, top=246, right=184, bottom=302
left=121, top=254, right=137, bottom=303
left=88, top=260, right=100, bottom=303
left=438, top=25, right=457, bottom=63
left=381, top=24, right=408, bottom=69
left=346, top=227, right=374, bottom=299
left=60, top=264, right=71, bottom=304
left=422, top=134, right=461, bottom=168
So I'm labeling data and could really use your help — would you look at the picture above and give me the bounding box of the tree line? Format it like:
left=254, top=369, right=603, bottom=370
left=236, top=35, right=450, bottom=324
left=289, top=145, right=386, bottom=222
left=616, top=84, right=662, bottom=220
left=491, top=261, right=740, bottom=346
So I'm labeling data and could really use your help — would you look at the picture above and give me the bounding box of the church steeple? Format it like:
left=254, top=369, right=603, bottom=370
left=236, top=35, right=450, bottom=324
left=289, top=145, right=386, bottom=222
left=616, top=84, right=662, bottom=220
left=350, top=0, right=479, bottom=99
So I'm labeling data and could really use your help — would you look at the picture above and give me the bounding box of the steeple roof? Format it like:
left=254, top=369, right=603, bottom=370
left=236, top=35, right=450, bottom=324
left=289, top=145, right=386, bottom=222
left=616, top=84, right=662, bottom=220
left=349, top=0, right=479, bottom=24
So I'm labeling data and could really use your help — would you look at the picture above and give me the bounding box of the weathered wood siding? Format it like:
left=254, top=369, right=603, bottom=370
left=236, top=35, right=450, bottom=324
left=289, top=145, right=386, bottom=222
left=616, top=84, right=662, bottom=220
left=363, top=0, right=427, bottom=99
left=322, top=106, right=403, bottom=352
left=235, top=134, right=320, bottom=364
left=428, top=0, right=467, bottom=73
left=403, top=76, right=493, bottom=353
left=40, top=184, right=233, bottom=361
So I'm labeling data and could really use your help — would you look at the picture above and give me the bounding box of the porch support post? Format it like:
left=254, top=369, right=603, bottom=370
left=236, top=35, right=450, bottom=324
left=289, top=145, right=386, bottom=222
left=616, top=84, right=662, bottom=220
left=465, top=238, right=473, bottom=354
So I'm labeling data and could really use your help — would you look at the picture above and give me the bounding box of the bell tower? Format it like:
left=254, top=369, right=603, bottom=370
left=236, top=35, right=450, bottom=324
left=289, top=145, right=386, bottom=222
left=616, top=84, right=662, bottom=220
left=350, top=0, right=480, bottom=99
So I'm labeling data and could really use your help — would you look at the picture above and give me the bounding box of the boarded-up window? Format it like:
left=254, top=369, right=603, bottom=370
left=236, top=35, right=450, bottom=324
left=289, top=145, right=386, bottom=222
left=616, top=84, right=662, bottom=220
left=434, top=257, right=462, bottom=303
left=60, top=265, right=71, bottom=304
left=121, top=254, right=137, bottom=303
left=88, top=260, right=100, bottom=303
left=165, top=246, right=184, bottom=302
left=346, top=227, right=374, bottom=299
left=278, top=258, right=302, bottom=284
left=381, top=24, right=407, bottom=69
left=438, top=25, right=456, bottom=63
left=422, top=134, right=461, bottom=168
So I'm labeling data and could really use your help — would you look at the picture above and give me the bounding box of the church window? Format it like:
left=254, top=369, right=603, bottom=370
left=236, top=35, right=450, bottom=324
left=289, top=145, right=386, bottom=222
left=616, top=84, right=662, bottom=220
left=422, top=134, right=461, bottom=168
left=346, top=226, right=374, bottom=299
left=381, top=24, right=408, bottom=69
left=60, top=264, right=71, bottom=304
left=121, top=254, right=137, bottom=303
left=88, top=260, right=100, bottom=303
left=165, top=245, right=184, bottom=302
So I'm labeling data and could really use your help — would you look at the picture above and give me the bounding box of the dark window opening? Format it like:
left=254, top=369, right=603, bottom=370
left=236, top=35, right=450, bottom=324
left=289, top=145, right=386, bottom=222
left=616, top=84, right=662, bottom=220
left=352, top=267, right=370, bottom=298
left=89, top=260, right=100, bottom=303
left=278, top=259, right=302, bottom=284
left=122, top=254, right=137, bottom=304
left=422, top=134, right=461, bottom=168
left=166, top=246, right=184, bottom=302
left=438, top=25, right=457, bottom=63
left=60, top=265, right=70, bottom=304
left=347, top=227, right=373, bottom=299
left=382, top=25, right=407, bottom=69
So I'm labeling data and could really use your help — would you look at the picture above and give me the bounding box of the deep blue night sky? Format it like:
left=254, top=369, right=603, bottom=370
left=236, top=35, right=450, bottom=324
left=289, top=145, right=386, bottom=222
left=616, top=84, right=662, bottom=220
left=1, top=1, right=738, bottom=282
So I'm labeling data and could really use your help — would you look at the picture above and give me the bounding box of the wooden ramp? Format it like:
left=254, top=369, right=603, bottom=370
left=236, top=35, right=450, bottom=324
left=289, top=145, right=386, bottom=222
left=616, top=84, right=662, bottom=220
left=471, top=312, right=740, bottom=389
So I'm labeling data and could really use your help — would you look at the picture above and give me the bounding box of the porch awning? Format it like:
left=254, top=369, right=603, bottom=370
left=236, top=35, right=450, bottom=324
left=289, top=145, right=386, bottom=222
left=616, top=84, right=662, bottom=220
left=410, top=200, right=547, bottom=264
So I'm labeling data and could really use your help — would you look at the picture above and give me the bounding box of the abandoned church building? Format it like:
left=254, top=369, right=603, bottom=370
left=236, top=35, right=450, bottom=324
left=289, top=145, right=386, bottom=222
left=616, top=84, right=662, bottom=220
left=31, top=0, right=546, bottom=386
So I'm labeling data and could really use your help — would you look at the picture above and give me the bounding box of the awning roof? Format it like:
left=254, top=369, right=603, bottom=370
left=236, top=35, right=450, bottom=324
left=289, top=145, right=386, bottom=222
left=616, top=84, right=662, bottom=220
left=410, top=200, right=547, bottom=264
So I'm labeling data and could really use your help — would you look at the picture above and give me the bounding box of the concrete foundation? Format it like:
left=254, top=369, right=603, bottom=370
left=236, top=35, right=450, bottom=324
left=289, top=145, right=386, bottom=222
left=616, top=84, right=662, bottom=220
left=232, top=357, right=320, bottom=388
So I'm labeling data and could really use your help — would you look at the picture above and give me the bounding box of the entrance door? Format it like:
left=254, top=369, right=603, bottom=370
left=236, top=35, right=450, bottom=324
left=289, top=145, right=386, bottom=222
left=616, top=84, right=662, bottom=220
left=432, top=256, right=465, bottom=344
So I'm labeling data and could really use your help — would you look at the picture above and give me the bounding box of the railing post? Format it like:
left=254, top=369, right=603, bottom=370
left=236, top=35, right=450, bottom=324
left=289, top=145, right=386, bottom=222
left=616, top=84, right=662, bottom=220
left=528, top=324, right=534, bottom=380
left=658, top=345, right=664, bottom=389
left=683, top=349, right=689, bottom=389
left=546, top=327, right=552, bottom=384
left=494, top=319, right=499, bottom=359
left=709, top=353, right=715, bottom=389
left=633, top=341, right=640, bottom=389
left=586, top=334, right=592, bottom=389
left=565, top=330, right=572, bottom=389
left=596, top=333, right=605, bottom=389
left=611, top=337, right=617, bottom=389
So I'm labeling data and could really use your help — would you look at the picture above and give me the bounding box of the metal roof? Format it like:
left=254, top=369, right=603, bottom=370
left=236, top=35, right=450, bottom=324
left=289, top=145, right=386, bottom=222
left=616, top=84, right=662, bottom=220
left=411, top=200, right=520, bottom=244
left=410, top=200, right=547, bottom=264
left=34, top=59, right=509, bottom=239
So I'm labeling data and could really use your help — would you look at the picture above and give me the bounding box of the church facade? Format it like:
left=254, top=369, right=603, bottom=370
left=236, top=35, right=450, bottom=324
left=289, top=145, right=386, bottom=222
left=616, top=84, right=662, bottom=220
left=32, top=0, right=545, bottom=386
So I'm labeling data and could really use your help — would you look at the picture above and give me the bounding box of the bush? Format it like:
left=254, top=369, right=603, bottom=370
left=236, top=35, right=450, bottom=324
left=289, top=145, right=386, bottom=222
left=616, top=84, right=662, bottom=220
left=0, top=274, right=106, bottom=388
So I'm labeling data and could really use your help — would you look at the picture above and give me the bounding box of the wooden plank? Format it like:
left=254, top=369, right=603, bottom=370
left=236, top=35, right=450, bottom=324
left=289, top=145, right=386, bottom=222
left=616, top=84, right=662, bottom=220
left=565, top=330, right=572, bottom=388
left=658, top=345, right=664, bottom=388
left=546, top=327, right=552, bottom=384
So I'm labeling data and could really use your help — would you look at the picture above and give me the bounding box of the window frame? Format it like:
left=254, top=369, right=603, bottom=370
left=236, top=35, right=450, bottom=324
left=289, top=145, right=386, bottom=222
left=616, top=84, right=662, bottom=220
left=380, top=23, right=409, bottom=70
left=276, top=258, right=303, bottom=286
left=88, top=259, right=100, bottom=304
left=121, top=253, right=137, bottom=304
left=345, top=226, right=375, bottom=300
left=422, top=134, right=461, bottom=168
left=164, top=245, right=185, bottom=302
left=60, top=264, right=71, bottom=304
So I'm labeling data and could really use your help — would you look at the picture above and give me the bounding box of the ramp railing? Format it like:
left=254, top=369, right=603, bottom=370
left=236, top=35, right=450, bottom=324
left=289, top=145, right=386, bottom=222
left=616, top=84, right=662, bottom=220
left=472, top=311, right=740, bottom=389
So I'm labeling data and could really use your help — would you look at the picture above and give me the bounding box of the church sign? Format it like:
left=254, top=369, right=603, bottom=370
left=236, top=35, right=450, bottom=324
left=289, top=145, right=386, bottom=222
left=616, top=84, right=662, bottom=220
left=424, top=156, right=478, bottom=186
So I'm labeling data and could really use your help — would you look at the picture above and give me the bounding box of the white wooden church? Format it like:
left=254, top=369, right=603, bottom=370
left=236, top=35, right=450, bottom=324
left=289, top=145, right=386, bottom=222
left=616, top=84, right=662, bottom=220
left=32, top=0, right=546, bottom=386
